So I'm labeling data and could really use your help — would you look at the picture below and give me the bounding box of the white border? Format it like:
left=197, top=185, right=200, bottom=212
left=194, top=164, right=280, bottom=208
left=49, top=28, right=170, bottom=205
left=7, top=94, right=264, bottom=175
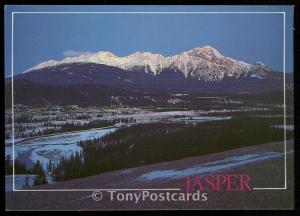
left=10, top=11, right=287, bottom=192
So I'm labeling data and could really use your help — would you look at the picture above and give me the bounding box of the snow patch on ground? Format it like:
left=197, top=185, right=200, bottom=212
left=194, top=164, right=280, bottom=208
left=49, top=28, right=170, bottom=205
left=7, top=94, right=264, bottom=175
left=271, top=125, right=294, bottom=130
left=138, top=150, right=294, bottom=182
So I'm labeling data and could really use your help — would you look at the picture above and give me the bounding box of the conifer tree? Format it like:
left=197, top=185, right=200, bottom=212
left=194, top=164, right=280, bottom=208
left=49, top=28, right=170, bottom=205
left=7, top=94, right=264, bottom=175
left=33, top=160, right=47, bottom=185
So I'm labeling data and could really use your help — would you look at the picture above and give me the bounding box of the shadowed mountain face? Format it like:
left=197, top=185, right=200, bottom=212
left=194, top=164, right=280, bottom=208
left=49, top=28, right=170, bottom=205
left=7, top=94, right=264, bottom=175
left=5, top=62, right=292, bottom=107
left=6, top=45, right=293, bottom=106
left=10, top=62, right=291, bottom=92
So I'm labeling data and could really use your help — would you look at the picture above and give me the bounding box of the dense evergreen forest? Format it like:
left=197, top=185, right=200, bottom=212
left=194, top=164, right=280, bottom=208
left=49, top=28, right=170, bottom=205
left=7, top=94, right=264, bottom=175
left=52, top=116, right=293, bottom=181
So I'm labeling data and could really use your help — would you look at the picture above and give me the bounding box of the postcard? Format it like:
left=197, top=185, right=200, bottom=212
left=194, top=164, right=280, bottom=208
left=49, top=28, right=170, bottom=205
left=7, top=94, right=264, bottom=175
left=4, top=5, right=294, bottom=210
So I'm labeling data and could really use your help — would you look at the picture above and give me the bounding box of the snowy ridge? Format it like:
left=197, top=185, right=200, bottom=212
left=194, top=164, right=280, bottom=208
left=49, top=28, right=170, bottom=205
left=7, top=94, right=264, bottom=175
left=23, top=45, right=273, bottom=81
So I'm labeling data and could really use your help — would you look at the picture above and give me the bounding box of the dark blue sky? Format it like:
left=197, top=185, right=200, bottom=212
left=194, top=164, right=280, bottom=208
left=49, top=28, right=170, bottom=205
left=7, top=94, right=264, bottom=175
left=5, top=6, right=294, bottom=76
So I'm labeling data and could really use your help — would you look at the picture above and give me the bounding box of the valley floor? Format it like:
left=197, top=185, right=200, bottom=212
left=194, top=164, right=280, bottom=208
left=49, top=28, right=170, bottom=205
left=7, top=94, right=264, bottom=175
left=5, top=140, right=294, bottom=210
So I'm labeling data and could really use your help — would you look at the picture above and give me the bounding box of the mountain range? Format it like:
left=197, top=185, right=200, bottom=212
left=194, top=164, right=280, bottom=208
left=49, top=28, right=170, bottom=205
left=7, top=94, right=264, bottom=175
left=24, top=45, right=275, bottom=81
left=5, top=45, right=293, bottom=106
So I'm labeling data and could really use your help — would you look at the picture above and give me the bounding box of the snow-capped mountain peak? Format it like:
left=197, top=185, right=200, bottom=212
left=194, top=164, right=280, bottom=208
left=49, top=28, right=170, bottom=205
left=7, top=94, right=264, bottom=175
left=187, top=45, right=224, bottom=59
left=23, top=45, right=273, bottom=81
left=23, top=60, right=60, bottom=73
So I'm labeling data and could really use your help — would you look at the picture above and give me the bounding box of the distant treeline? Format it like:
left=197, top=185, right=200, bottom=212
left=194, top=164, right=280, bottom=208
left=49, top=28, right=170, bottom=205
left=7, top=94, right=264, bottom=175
left=8, top=118, right=136, bottom=139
